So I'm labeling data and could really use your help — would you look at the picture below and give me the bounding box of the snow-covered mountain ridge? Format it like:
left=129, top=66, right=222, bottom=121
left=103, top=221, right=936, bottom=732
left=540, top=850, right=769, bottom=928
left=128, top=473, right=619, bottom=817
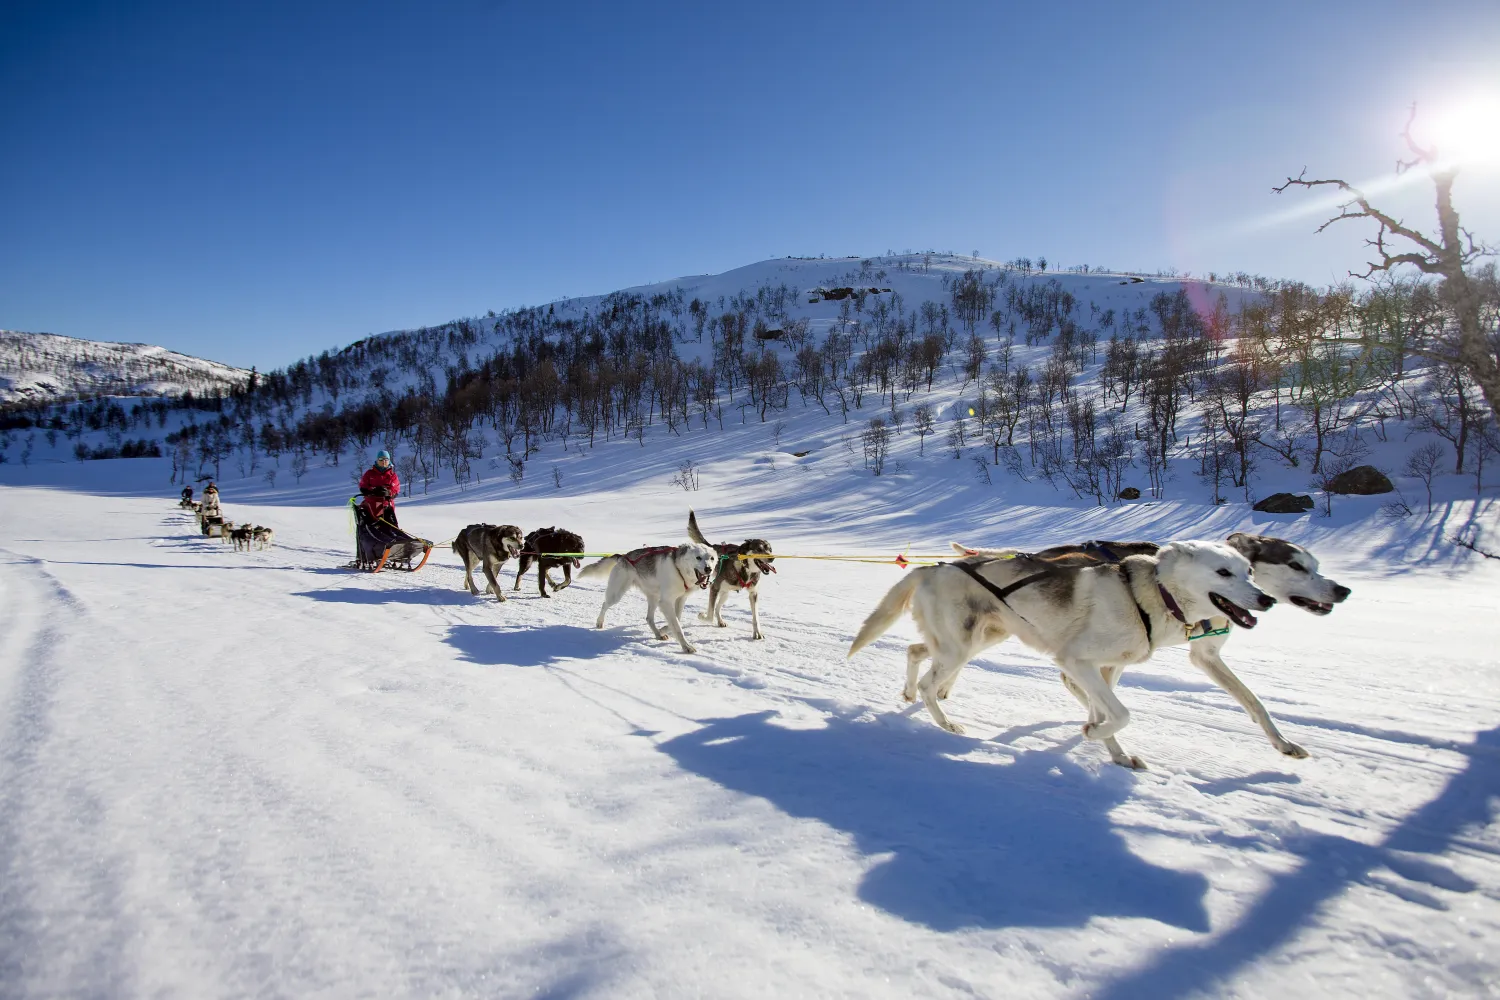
left=0, top=329, right=252, bottom=403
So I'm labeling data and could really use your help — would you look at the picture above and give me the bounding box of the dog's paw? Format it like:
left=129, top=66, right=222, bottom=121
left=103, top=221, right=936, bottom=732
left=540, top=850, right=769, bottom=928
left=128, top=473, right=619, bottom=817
left=680, top=644, right=698, bottom=655
left=1111, top=752, right=1148, bottom=770
left=941, top=721, right=967, bottom=735
left=1277, top=741, right=1310, bottom=759
left=901, top=689, right=917, bottom=703
left=697, top=611, right=712, bottom=622
left=751, top=631, right=763, bottom=640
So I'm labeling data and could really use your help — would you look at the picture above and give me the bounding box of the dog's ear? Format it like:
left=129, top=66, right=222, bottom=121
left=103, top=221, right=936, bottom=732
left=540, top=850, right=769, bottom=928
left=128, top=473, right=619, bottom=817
left=1225, top=532, right=1259, bottom=561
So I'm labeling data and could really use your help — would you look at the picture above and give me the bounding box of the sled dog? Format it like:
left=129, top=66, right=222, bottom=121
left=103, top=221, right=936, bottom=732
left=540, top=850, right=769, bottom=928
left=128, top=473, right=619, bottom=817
left=579, top=543, right=718, bottom=654
left=453, top=523, right=524, bottom=601
left=946, top=533, right=1350, bottom=759
left=230, top=524, right=254, bottom=551
left=252, top=526, right=275, bottom=550
left=848, top=540, right=1273, bottom=768
left=514, top=526, right=585, bottom=597
left=686, top=510, right=776, bottom=640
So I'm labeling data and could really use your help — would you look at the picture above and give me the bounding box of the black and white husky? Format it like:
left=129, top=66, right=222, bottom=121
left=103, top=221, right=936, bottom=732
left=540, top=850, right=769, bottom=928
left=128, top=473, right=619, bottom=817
left=453, top=523, right=524, bottom=601
left=947, top=533, right=1350, bottom=762
left=686, top=510, right=776, bottom=640
left=849, top=540, right=1274, bottom=768
left=579, top=543, right=718, bottom=654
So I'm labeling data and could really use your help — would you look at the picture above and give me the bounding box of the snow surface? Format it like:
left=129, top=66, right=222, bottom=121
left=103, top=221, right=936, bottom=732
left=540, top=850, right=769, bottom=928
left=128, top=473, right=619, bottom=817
left=2, top=438, right=1499, bottom=998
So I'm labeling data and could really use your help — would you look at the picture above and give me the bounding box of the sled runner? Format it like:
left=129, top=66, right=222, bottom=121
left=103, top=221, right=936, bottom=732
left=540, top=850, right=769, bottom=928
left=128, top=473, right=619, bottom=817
left=350, top=499, right=432, bottom=573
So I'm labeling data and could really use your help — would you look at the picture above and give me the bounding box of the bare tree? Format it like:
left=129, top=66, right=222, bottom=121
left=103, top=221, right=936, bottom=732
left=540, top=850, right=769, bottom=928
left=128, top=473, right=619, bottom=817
left=913, top=402, right=936, bottom=455
left=861, top=418, right=891, bottom=475
left=1404, top=440, right=1445, bottom=513
left=1274, top=106, right=1498, bottom=422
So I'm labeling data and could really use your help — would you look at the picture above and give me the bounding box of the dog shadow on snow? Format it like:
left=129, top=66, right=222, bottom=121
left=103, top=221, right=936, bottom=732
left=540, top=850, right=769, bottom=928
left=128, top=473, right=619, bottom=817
left=1088, top=722, right=1500, bottom=999
left=659, top=709, right=1211, bottom=933
left=445, top=624, right=631, bottom=667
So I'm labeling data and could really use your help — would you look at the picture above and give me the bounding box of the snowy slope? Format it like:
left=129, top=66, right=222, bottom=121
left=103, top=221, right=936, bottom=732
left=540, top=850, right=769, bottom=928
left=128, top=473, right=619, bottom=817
left=1, top=437, right=1498, bottom=997
left=0, top=330, right=252, bottom=403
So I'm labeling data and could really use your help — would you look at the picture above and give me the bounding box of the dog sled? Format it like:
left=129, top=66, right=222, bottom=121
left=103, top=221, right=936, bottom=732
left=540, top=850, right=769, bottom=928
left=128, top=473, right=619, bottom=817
left=199, top=511, right=228, bottom=537
left=349, top=499, right=433, bottom=573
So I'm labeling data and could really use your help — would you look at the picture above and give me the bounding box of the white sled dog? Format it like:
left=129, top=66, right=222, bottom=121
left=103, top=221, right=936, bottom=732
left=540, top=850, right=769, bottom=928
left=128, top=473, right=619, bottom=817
left=579, top=543, right=718, bottom=654
left=945, top=533, right=1350, bottom=761
left=848, top=540, right=1273, bottom=768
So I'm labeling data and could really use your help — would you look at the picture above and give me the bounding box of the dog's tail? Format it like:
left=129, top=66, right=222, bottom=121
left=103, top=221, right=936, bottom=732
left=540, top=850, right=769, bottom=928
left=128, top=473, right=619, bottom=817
left=848, top=571, right=924, bottom=657
left=686, top=510, right=711, bottom=547
left=950, top=540, right=1023, bottom=558
left=577, top=555, right=619, bottom=581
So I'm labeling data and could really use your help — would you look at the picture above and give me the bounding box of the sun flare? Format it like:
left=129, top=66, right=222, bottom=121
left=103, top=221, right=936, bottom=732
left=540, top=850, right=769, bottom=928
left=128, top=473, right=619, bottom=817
left=1421, top=92, right=1500, bottom=169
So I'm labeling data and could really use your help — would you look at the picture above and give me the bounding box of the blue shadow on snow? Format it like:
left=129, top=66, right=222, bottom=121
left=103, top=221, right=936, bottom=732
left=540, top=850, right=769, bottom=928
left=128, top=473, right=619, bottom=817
left=659, top=709, right=1211, bottom=933
left=444, top=624, right=630, bottom=667
left=1093, top=724, right=1498, bottom=999
left=293, top=587, right=478, bottom=607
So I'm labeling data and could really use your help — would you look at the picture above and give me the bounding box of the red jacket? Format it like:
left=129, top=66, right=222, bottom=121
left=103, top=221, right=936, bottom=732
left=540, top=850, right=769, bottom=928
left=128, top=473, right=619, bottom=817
left=359, top=465, right=401, bottom=520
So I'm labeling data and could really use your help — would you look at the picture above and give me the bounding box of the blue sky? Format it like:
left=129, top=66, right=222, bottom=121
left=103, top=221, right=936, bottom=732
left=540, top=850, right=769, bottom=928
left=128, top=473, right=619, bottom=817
left=2, top=1, right=1498, bottom=370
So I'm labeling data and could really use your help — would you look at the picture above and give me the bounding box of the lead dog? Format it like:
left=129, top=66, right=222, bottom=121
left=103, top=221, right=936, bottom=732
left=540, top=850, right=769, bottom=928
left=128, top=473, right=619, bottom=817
left=686, top=510, right=776, bottom=640
left=579, top=543, right=718, bottom=654
left=947, top=533, right=1350, bottom=761
left=513, top=526, right=584, bottom=598
left=453, top=523, right=524, bottom=601
left=848, top=540, right=1273, bottom=768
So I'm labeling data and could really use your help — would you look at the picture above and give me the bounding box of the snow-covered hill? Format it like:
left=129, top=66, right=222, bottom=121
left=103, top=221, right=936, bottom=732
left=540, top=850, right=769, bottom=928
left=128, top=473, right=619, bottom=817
left=2, top=252, right=1498, bottom=997
left=0, top=329, right=252, bottom=403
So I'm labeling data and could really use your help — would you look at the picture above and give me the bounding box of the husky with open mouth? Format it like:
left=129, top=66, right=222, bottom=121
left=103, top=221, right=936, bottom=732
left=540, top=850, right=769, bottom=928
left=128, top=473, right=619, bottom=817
left=946, top=532, right=1350, bottom=761
left=686, top=510, right=776, bottom=640
left=848, top=539, right=1274, bottom=769
left=579, top=542, right=718, bottom=654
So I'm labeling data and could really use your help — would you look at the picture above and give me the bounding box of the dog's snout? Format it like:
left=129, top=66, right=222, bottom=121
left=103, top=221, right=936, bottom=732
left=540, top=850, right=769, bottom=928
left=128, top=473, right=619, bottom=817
left=1333, top=584, right=1351, bottom=602
left=1256, top=593, right=1276, bottom=610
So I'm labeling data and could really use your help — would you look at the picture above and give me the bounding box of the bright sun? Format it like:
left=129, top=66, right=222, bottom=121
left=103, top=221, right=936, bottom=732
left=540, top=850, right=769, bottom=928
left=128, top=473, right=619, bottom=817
left=1421, top=92, right=1500, bottom=169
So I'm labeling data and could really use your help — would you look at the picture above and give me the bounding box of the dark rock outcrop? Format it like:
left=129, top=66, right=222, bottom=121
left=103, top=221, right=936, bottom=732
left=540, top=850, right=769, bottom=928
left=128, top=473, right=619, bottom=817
left=1326, top=465, right=1394, bottom=495
left=1253, top=492, right=1315, bottom=513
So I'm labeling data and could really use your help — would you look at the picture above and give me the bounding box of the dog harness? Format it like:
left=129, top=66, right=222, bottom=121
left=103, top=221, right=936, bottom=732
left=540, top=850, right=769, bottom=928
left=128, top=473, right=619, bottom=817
left=946, top=557, right=1224, bottom=647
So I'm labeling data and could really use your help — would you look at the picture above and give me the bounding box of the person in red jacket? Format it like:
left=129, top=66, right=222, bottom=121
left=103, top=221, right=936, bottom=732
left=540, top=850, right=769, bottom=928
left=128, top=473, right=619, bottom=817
left=358, top=450, right=401, bottom=526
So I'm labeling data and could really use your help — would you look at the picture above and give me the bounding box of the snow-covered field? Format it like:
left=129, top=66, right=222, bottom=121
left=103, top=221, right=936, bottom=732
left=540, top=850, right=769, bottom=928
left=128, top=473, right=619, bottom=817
left=2, top=447, right=1498, bottom=999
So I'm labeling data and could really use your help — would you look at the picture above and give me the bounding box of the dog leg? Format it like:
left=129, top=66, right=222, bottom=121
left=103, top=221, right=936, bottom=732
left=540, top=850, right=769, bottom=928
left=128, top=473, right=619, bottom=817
left=699, top=581, right=725, bottom=626
left=644, top=594, right=668, bottom=641
left=936, top=625, right=1007, bottom=700
left=555, top=563, right=573, bottom=592
left=916, top=649, right=969, bottom=734
left=1060, top=675, right=1147, bottom=769
left=483, top=558, right=505, bottom=602
left=1190, top=642, right=1308, bottom=758
left=538, top=564, right=552, bottom=598
left=513, top=555, right=529, bottom=592
left=661, top=597, right=697, bottom=654
left=1059, top=662, right=1131, bottom=742
left=594, top=567, right=627, bottom=629
left=748, top=586, right=763, bottom=640
left=904, top=643, right=930, bottom=702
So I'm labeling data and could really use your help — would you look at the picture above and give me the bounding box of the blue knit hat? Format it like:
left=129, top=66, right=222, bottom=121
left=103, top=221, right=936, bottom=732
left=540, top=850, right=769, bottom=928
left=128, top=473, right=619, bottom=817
left=376, top=449, right=391, bottom=462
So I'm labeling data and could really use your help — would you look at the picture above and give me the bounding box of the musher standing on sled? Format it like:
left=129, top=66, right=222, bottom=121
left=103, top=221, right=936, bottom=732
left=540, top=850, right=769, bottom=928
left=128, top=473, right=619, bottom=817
left=358, top=449, right=401, bottom=527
